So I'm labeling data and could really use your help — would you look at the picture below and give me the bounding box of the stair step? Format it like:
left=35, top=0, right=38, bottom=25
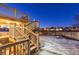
left=30, top=46, right=36, bottom=51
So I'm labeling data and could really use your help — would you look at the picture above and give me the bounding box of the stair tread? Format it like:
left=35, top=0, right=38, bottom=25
left=30, top=46, right=36, bottom=51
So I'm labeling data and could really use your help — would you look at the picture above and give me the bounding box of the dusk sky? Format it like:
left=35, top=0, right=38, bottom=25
left=4, top=3, right=79, bottom=28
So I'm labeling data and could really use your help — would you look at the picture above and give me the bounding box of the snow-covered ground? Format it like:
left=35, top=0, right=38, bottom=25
left=38, top=36, right=79, bottom=55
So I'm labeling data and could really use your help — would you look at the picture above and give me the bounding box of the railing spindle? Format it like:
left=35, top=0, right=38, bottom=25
left=13, top=45, right=16, bottom=55
left=17, top=45, right=19, bottom=55
left=3, top=48, right=6, bottom=55
left=27, top=38, right=30, bottom=55
left=23, top=43, right=25, bottom=55
left=9, top=47, right=11, bottom=55
left=0, top=49, right=2, bottom=55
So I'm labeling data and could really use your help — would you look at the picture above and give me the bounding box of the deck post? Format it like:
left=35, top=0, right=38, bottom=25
left=27, top=35, right=30, bottom=55
left=9, top=23, right=16, bottom=43
left=36, top=33, right=39, bottom=53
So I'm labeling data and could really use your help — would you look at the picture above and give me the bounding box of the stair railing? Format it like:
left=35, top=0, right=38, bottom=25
left=24, top=21, right=39, bottom=52
left=0, top=39, right=30, bottom=55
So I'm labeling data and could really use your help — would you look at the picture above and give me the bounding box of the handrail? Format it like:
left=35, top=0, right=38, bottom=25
left=0, top=35, right=9, bottom=39
left=25, top=27, right=37, bottom=36
left=25, top=21, right=38, bottom=37
left=0, top=39, right=28, bottom=49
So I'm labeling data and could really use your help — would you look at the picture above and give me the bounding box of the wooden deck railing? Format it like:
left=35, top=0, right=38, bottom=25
left=0, top=20, right=39, bottom=55
left=0, top=39, right=30, bottom=55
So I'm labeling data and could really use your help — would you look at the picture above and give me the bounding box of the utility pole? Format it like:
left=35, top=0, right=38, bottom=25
left=14, top=8, right=16, bottom=18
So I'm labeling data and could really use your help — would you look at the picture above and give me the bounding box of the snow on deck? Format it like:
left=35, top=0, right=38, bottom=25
left=38, top=36, right=79, bottom=55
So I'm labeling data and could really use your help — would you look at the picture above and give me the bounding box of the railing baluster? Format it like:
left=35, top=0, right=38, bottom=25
left=0, top=49, right=2, bottom=55
left=4, top=48, right=6, bottom=55
left=22, top=43, right=24, bottom=55
left=20, top=43, right=22, bottom=55
left=19, top=44, right=21, bottom=55
left=23, top=43, right=25, bottom=54
left=14, top=45, right=16, bottom=55
left=17, top=45, right=19, bottom=55
left=25, top=42, right=27, bottom=55
left=27, top=36, right=30, bottom=55
left=9, top=47, right=11, bottom=55
left=21, top=43, right=23, bottom=55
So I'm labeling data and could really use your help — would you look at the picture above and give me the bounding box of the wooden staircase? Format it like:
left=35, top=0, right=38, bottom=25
left=14, top=22, right=38, bottom=54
